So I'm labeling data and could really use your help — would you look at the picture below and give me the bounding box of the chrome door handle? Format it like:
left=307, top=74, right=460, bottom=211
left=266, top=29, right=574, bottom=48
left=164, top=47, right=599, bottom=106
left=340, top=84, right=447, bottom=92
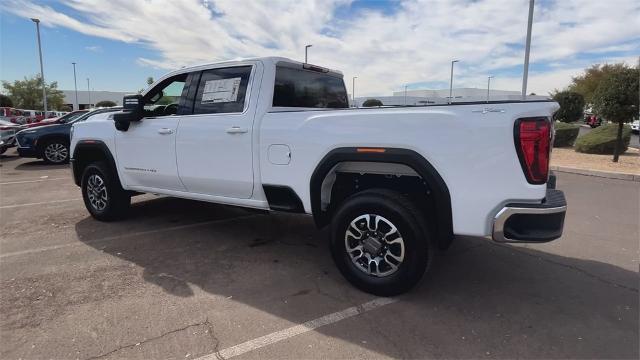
left=226, top=126, right=248, bottom=134
left=157, top=128, right=174, bottom=135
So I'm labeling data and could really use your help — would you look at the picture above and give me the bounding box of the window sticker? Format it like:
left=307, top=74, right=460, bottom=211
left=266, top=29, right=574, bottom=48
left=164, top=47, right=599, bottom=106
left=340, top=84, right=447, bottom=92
left=201, top=77, right=242, bottom=104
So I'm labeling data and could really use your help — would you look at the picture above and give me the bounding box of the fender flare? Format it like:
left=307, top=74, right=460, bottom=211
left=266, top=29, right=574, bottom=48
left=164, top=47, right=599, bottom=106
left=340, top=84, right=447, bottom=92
left=309, top=147, right=453, bottom=242
left=71, top=140, right=120, bottom=187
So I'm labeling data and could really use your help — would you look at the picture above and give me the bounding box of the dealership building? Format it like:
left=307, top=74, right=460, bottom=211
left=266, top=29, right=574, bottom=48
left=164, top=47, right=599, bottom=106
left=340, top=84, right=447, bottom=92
left=61, top=90, right=131, bottom=110
left=354, top=87, right=549, bottom=107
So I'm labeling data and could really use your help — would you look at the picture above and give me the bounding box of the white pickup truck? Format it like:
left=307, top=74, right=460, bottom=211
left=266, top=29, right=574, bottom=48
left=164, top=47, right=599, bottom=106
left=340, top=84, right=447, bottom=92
left=70, top=57, right=566, bottom=295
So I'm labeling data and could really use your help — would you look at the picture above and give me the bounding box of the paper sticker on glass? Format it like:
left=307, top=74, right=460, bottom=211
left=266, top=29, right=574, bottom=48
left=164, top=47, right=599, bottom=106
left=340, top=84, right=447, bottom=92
left=201, top=77, right=242, bottom=103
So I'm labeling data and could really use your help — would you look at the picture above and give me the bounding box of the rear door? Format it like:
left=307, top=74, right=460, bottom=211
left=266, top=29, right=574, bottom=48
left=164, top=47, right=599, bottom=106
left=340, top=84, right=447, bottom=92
left=115, top=73, right=195, bottom=191
left=176, top=63, right=259, bottom=198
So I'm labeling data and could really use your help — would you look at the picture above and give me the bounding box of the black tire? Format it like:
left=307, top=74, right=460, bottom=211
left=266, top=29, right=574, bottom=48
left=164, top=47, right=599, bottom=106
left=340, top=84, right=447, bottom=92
left=41, top=139, right=69, bottom=164
left=0, top=146, right=6, bottom=155
left=330, top=189, right=434, bottom=296
left=81, top=162, right=130, bottom=221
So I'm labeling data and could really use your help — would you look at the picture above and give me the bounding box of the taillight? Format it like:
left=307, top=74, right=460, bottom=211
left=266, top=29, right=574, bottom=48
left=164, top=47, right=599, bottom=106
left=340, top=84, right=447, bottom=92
left=514, top=118, right=551, bottom=184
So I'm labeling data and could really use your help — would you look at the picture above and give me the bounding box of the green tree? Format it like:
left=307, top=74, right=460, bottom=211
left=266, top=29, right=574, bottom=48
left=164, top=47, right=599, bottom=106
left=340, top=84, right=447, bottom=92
left=591, top=67, right=639, bottom=162
left=362, top=98, right=383, bottom=107
left=147, top=77, right=154, bottom=86
left=552, top=91, right=585, bottom=123
left=1, top=75, right=65, bottom=110
left=95, top=100, right=117, bottom=107
left=0, top=94, right=12, bottom=107
left=569, top=63, right=629, bottom=104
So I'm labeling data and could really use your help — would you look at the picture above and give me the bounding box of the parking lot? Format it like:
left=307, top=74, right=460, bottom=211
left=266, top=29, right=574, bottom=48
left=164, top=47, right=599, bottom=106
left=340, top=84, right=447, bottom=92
left=1, top=150, right=638, bottom=359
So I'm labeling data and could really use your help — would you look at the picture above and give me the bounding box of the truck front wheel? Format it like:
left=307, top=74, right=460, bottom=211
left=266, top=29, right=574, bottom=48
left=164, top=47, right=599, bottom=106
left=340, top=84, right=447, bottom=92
left=81, top=162, right=130, bottom=221
left=330, top=189, right=434, bottom=296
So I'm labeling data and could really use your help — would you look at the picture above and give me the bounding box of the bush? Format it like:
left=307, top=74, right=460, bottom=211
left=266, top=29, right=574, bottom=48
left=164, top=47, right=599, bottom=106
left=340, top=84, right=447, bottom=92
left=553, top=122, right=580, bottom=147
left=553, top=91, right=585, bottom=123
left=95, top=100, right=117, bottom=107
left=362, top=99, right=383, bottom=107
left=574, top=124, right=631, bottom=154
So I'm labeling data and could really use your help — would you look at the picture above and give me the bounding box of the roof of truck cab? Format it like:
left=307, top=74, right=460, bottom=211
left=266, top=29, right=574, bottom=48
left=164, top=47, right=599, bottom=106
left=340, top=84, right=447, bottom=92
left=168, top=57, right=343, bottom=76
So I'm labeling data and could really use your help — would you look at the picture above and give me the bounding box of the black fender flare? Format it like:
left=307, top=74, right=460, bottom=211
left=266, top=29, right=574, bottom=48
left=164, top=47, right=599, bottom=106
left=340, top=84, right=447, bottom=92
left=71, top=140, right=120, bottom=187
left=309, top=147, right=453, bottom=242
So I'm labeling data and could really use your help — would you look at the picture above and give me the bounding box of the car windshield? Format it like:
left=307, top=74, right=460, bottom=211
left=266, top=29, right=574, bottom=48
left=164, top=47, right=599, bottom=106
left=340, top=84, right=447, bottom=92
left=70, top=108, right=121, bottom=124
left=58, top=111, right=88, bottom=123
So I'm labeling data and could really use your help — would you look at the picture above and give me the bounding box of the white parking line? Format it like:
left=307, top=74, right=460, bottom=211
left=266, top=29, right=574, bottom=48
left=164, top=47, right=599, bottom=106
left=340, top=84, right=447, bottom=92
left=0, top=214, right=258, bottom=259
left=0, top=177, right=69, bottom=185
left=196, top=297, right=398, bottom=360
left=0, top=198, right=81, bottom=209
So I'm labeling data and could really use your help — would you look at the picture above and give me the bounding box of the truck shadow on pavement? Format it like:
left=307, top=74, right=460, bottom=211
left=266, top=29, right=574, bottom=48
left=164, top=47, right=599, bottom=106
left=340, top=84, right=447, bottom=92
left=73, top=197, right=639, bottom=359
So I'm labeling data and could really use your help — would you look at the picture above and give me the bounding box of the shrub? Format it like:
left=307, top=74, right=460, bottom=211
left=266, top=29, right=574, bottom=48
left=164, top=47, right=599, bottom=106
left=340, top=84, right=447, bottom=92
left=95, top=100, right=117, bottom=107
left=574, top=124, right=631, bottom=154
left=553, top=122, right=580, bottom=147
left=552, top=91, right=585, bottom=123
left=362, top=99, right=383, bottom=107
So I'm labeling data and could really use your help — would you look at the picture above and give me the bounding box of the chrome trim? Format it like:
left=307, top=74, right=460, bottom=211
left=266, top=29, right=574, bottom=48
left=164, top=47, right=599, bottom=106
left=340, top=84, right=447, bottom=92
left=492, top=205, right=566, bottom=243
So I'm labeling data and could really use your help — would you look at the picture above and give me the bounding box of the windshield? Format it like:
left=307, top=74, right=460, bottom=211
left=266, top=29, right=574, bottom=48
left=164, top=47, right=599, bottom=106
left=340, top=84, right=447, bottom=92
left=70, top=108, right=121, bottom=124
left=58, top=111, right=88, bottom=123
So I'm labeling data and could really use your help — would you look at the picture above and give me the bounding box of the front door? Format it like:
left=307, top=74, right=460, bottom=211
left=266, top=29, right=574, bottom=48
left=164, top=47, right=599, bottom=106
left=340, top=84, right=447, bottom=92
left=176, top=64, right=258, bottom=198
left=115, top=73, right=191, bottom=191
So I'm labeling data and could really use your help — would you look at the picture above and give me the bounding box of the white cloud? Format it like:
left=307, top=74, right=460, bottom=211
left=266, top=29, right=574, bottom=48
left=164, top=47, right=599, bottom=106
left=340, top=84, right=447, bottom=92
left=3, top=0, right=639, bottom=95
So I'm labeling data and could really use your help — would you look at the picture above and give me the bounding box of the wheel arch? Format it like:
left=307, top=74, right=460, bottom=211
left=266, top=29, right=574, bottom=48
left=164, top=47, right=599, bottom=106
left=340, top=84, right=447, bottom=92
left=310, top=147, right=453, bottom=245
left=71, top=140, right=121, bottom=187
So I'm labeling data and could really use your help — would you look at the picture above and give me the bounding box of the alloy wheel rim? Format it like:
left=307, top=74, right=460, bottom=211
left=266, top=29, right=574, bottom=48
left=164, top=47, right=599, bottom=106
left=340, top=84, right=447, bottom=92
left=344, top=214, right=405, bottom=277
left=44, top=143, right=68, bottom=163
left=86, top=174, right=108, bottom=211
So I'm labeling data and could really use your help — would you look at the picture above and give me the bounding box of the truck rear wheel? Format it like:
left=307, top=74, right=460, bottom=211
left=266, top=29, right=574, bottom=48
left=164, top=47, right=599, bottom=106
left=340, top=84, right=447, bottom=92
left=330, top=189, right=434, bottom=296
left=81, top=162, right=130, bottom=221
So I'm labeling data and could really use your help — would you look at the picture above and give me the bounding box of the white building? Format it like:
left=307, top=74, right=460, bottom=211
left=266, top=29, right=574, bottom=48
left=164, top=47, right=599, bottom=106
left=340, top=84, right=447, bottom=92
left=61, top=90, right=132, bottom=110
left=354, top=87, right=550, bottom=107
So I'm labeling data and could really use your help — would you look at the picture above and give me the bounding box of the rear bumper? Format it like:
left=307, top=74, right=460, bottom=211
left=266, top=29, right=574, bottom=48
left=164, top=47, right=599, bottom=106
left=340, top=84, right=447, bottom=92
left=492, top=189, right=567, bottom=243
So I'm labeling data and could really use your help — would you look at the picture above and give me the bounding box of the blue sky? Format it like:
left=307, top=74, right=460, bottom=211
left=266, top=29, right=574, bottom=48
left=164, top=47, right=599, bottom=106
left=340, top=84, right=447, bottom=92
left=2, top=0, right=639, bottom=96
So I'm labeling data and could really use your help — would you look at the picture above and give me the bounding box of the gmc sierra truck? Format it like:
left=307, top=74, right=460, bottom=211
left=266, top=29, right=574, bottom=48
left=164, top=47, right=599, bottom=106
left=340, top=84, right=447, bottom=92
left=70, top=57, right=566, bottom=295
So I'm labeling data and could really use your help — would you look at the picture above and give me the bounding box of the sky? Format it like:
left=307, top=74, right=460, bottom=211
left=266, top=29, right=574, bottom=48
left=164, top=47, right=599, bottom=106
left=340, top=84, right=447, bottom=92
left=1, top=0, right=639, bottom=96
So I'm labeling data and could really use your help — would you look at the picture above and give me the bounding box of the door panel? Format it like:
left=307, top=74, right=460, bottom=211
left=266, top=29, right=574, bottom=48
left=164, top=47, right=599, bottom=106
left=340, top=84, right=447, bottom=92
left=176, top=64, right=258, bottom=199
left=115, top=117, right=184, bottom=191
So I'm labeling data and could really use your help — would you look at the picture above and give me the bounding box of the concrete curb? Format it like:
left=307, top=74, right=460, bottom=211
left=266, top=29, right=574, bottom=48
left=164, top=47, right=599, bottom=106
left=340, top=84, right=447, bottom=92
left=550, top=165, right=640, bottom=182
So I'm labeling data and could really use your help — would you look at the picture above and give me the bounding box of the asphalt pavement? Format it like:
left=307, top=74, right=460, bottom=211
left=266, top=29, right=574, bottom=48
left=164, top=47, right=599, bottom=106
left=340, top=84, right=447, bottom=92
left=1, top=150, right=638, bottom=359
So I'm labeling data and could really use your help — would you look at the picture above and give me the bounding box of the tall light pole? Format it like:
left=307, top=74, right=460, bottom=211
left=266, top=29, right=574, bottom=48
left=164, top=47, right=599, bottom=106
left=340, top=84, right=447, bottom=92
left=522, top=0, right=535, bottom=99
left=87, top=78, right=91, bottom=108
left=72, top=62, right=78, bottom=110
left=449, top=59, right=459, bottom=104
left=486, top=76, right=494, bottom=103
left=352, top=76, right=357, bottom=108
left=305, top=44, right=312, bottom=63
left=31, top=18, right=47, bottom=113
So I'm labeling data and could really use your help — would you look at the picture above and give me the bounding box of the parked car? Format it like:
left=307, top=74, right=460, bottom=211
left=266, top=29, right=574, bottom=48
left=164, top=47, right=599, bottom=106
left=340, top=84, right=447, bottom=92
left=0, top=107, right=28, bottom=124
left=0, top=119, right=24, bottom=154
left=23, top=110, right=89, bottom=129
left=70, top=57, right=566, bottom=295
left=631, top=119, right=639, bottom=134
left=16, top=107, right=120, bottom=164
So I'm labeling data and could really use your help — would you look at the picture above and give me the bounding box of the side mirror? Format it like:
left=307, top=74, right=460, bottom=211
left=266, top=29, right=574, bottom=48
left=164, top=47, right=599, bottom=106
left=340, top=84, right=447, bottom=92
left=113, top=94, right=144, bottom=131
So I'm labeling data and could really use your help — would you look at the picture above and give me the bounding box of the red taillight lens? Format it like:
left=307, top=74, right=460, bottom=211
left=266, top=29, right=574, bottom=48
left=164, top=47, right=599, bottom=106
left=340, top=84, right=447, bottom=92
left=515, top=118, right=550, bottom=184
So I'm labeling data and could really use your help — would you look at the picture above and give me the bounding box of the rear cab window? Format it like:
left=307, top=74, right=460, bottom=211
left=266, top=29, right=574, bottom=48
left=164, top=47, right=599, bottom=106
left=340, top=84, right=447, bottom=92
left=273, top=63, right=348, bottom=109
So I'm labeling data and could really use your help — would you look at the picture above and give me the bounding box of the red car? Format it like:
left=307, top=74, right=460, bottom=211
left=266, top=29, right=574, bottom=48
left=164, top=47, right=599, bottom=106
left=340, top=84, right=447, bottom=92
left=0, top=107, right=28, bottom=124
left=23, top=110, right=89, bottom=128
left=586, top=115, right=602, bottom=128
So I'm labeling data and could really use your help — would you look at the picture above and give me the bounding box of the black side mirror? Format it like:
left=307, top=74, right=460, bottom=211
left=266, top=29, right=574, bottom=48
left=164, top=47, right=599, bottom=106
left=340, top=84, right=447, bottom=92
left=113, top=94, right=144, bottom=131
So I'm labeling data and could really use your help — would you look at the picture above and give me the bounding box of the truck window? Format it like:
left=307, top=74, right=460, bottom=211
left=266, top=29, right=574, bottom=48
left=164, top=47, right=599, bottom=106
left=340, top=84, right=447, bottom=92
left=273, top=67, right=348, bottom=108
left=193, top=66, right=252, bottom=115
left=143, top=73, right=188, bottom=117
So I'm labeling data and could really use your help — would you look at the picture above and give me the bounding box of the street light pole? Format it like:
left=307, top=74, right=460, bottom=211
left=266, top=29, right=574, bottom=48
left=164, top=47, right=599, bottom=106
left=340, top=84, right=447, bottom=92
left=522, top=0, right=535, bottom=99
left=486, top=76, right=494, bottom=103
left=72, top=62, right=78, bottom=110
left=305, top=44, right=312, bottom=63
left=352, top=76, right=357, bottom=108
left=31, top=18, right=47, bottom=113
left=87, top=78, right=91, bottom=108
left=449, top=60, right=459, bottom=104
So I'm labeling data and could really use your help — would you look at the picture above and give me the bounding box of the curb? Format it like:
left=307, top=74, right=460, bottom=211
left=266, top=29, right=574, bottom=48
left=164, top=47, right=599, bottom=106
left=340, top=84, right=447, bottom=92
left=550, top=166, right=640, bottom=182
